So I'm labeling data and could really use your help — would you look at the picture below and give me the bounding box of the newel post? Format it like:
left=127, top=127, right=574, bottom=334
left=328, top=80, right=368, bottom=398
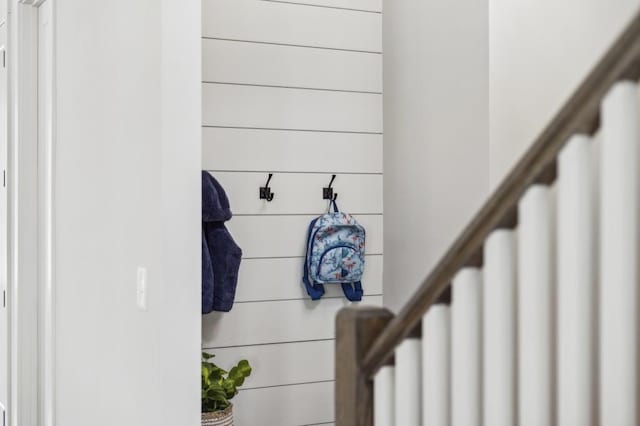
left=336, top=306, right=394, bottom=426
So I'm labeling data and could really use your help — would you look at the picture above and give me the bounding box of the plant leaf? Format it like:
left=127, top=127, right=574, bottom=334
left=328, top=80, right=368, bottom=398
left=228, top=360, right=252, bottom=387
left=237, top=360, right=252, bottom=377
left=222, top=379, right=237, bottom=398
left=202, top=355, right=252, bottom=412
left=208, top=382, right=228, bottom=400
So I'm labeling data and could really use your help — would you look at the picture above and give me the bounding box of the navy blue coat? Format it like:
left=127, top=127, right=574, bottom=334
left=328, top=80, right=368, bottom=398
left=202, top=171, right=242, bottom=314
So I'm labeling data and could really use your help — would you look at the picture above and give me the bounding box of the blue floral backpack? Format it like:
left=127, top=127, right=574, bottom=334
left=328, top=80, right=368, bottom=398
left=303, top=200, right=365, bottom=301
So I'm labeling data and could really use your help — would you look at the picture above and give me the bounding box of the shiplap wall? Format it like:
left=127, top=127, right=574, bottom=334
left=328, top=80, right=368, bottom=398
left=201, top=1, right=383, bottom=425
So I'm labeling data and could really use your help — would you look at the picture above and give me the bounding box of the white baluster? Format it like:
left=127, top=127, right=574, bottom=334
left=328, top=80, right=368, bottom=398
left=558, top=134, right=596, bottom=425
left=423, top=304, right=450, bottom=426
left=451, top=268, right=482, bottom=426
left=483, top=230, right=516, bottom=426
left=600, top=81, right=640, bottom=426
left=394, top=338, right=421, bottom=426
left=518, top=185, right=553, bottom=426
left=374, top=365, right=395, bottom=426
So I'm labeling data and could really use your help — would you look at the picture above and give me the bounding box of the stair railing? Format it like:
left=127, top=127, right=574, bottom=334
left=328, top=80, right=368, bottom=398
left=336, top=9, right=640, bottom=426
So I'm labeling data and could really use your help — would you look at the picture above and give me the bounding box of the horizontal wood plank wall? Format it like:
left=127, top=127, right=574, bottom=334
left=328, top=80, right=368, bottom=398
left=203, top=128, right=383, bottom=173
left=228, top=215, right=383, bottom=258
left=203, top=84, right=382, bottom=132
left=234, top=255, right=383, bottom=302
left=202, top=0, right=382, bottom=52
left=202, top=1, right=382, bottom=424
left=233, top=381, right=335, bottom=425
left=215, top=172, right=383, bottom=215
left=202, top=39, right=382, bottom=92
left=213, top=340, right=336, bottom=389
left=203, top=296, right=384, bottom=347
left=260, top=0, right=382, bottom=13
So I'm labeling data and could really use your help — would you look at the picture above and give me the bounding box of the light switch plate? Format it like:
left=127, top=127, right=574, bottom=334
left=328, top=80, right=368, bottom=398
left=136, top=267, right=147, bottom=311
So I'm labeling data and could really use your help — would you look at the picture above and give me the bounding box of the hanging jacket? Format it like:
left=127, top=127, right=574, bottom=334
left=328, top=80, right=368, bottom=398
left=202, top=229, right=214, bottom=313
left=202, top=171, right=242, bottom=314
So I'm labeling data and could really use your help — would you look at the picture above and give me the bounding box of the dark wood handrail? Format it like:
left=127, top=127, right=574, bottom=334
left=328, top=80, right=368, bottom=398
left=361, top=9, right=640, bottom=378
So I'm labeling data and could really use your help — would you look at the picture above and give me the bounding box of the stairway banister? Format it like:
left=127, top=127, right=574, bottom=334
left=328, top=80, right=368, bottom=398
left=360, top=8, right=640, bottom=379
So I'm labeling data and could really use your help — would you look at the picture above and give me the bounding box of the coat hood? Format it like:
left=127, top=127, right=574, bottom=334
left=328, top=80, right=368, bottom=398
left=202, top=171, right=232, bottom=222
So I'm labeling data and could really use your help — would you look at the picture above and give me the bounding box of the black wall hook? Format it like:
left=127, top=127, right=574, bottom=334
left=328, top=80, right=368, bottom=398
left=260, top=173, right=275, bottom=202
left=323, top=174, right=337, bottom=200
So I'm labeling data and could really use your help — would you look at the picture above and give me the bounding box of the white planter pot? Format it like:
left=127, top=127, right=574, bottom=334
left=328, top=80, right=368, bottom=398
left=202, top=404, right=233, bottom=426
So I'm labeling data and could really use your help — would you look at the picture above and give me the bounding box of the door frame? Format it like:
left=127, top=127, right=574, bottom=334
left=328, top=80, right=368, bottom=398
left=8, top=0, right=55, bottom=425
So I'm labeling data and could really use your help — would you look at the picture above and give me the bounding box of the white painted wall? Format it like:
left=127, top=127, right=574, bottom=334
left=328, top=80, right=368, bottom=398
left=201, top=1, right=382, bottom=425
left=0, top=14, right=7, bottom=421
left=53, top=1, right=201, bottom=425
left=382, top=0, right=489, bottom=312
left=383, top=0, right=640, bottom=313
left=489, top=0, right=640, bottom=188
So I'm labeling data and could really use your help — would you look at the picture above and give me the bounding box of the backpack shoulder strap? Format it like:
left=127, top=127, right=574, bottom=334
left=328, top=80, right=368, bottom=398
left=303, top=215, right=325, bottom=301
left=303, top=270, right=325, bottom=300
left=341, top=281, right=363, bottom=302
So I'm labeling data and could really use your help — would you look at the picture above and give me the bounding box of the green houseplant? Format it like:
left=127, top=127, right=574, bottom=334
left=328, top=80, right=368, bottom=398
left=201, top=352, right=252, bottom=425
